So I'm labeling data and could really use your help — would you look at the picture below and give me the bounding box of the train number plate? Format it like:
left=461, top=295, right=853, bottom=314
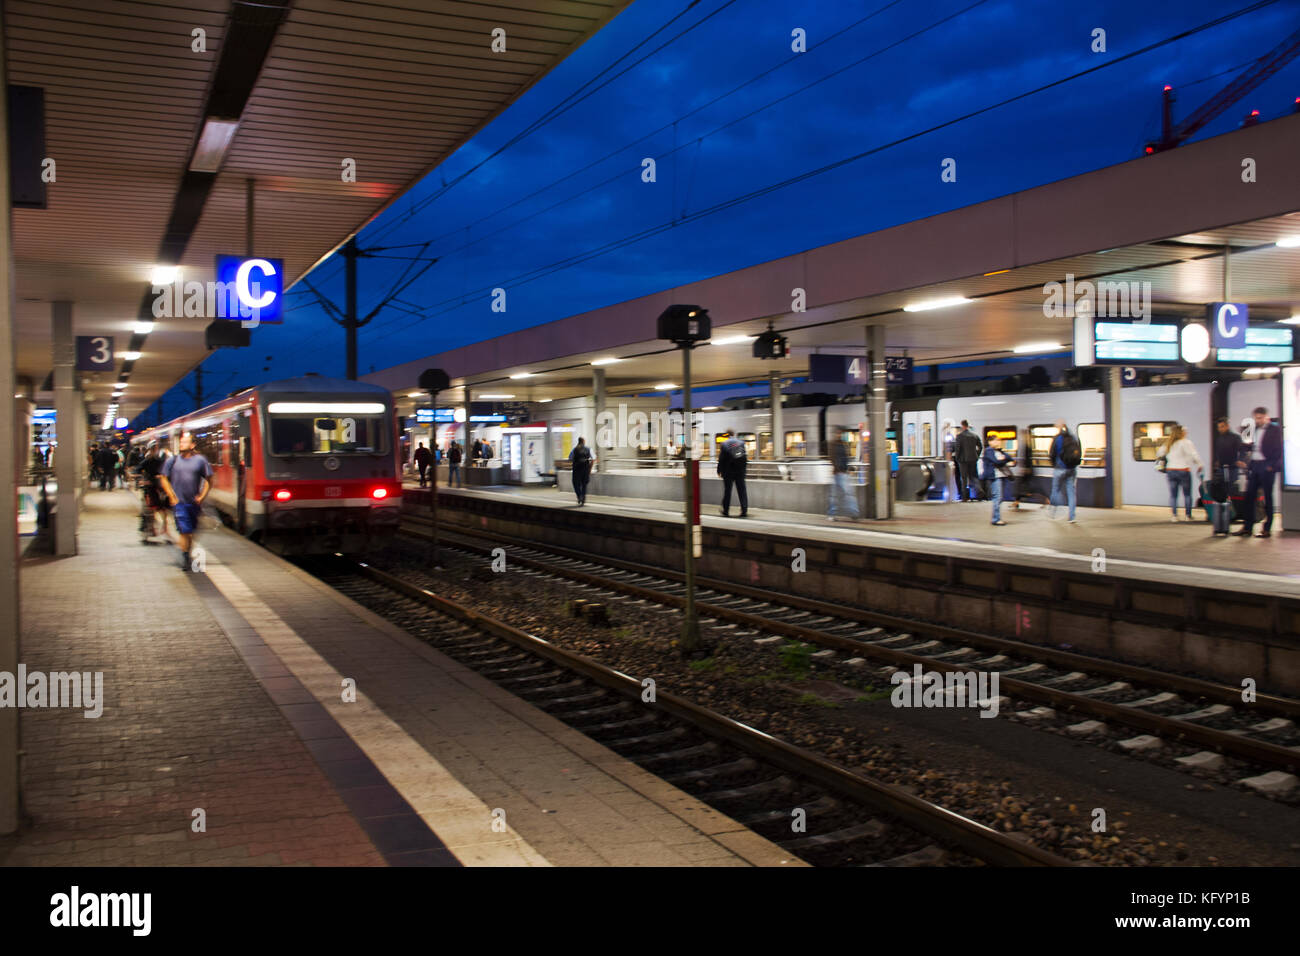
left=324, top=486, right=342, bottom=497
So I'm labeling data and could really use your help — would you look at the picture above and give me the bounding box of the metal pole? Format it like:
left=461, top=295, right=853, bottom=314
left=344, top=237, right=358, bottom=381
left=246, top=177, right=254, bottom=258
left=681, top=345, right=700, bottom=652
left=429, top=390, right=440, bottom=568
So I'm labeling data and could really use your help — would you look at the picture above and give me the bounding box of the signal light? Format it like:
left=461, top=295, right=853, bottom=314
left=371, top=487, right=388, bottom=499
left=274, top=489, right=292, bottom=501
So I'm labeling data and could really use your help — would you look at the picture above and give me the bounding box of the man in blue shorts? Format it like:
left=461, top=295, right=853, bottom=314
left=159, top=430, right=213, bottom=571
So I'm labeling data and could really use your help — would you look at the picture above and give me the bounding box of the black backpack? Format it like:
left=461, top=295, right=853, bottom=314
left=1059, top=432, right=1082, bottom=469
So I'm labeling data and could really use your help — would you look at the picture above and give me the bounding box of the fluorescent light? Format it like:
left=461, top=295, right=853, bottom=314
left=134, top=322, right=155, bottom=334
left=509, top=372, right=535, bottom=379
left=591, top=357, right=621, bottom=366
left=1276, top=235, right=1300, bottom=248
left=654, top=383, right=677, bottom=390
left=150, top=266, right=178, bottom=285
left=123, top=351, right=141, bottom=361
left=710, top=335, right=754, bottom=346
left=538, top=398, right=553, bottom=403
left=114, top=381, right=127, bottom=388
left=1282, top=315, right=1300, bottom=325
left=189, top=117, right=240, bottom=173
left=266, top=402, right=385, bottom=414
left=478, top=393, right=514, bottom=399
left=902, top=295, right=971, bottom=312
left=1013, top=342, right=1065, bottom=354
left=406, top=392, right=423, bottom=398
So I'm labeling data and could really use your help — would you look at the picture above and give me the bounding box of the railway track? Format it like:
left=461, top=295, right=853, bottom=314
left=303, top=554, right=1071, bottom=867
left=399, top=514, right=1300, bottom=787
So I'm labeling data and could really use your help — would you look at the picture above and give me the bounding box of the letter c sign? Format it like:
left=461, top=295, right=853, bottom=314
left=1209, top=302, right=1247, bottom=350
left=215, top=255, right=284, bottom=324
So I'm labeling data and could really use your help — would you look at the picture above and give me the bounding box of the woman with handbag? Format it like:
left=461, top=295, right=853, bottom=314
left=1157, top=425, right=1204, bottom=522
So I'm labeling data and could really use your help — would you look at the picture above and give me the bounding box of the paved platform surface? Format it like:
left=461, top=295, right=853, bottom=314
left=2, top=489, right=795, bottom=867
left=418, top=481, right=1300, bottom=598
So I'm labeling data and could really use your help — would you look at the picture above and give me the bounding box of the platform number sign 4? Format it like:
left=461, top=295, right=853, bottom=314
left=76, top=335, right=114, bottom=372
left=846, top=358, right=865, bottom=384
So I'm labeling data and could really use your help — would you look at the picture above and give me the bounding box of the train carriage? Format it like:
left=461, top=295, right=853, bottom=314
left=133, top=375, right=401, bottom=554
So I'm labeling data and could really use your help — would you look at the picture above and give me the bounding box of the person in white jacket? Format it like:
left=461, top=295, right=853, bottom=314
left=1159, top=425, right=1204, bottom=522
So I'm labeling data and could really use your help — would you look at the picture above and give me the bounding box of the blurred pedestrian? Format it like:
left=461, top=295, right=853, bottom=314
left=827, top=438, right=859, bottom=521
left=413, top=442, right=432, bottom=487
left=1233, top=406, right=1282, bottom=538
left=717, top=433, right=748, bottom=517
left=448, top=441, right=463, bottom=486
left=981, top=435, right=1014, bottom=526
left=159, top=430, right=213, bottom=571
left=1157, top=424, right=1203, bottom=522
left=953, top=420, right=982, bottom=501
left=569, top=437, right=593, bottom=505
left=1048, top=419, right=1081, bottom=523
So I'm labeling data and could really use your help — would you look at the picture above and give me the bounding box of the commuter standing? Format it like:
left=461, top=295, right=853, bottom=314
left=569, top=437, right=593, bottom=506
left=1048, top=419, right=1081, bottom=523
left=88, top=444, right=100, bottom=486
left=981, top=435, right=1014, bottom=526
left=471, top=438, right=483, bottom=464
left=717, top=433, right=749, bottom=517
left=159, top=430, right=213, bottom=571
left=953, top=420, right=982, bottom=502
left=1212, top=417, right=1243, bottom=489
left=95, top=444, right=117, bottom=491
left=827, top=438, right=860, bottom=521
left=1011, top=427, right=1040, bottom=510
left=448, top=441, right=463, bottom=487
left=413, top=442, right=432, bottom=487
left=1233, top=406, right=1282, bottom=538
left=1158, top=424, right=1204, bottom=522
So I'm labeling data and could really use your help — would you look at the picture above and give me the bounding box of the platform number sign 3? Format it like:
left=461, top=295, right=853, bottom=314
left=76, top=335, right=114, bottom=372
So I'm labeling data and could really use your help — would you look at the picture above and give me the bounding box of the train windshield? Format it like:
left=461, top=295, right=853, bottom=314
left=266, top=403, right=389, bottom=455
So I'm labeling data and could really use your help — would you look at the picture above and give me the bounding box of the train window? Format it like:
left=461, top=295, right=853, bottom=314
left=758, top=431, right=773, bottom=460
left=1132, top=421, right=1176, bottom=462
left=921, top=423, right=933, bottom=458
left=269, top=412, right=389, bottom=455
left=984, top=426, right=1017, bottom=455
left=785, top=430, right=806, bottom=456
left=1028, top=424, right=1060, bottom=468
left=739, top=433, right=757, bottom=460
left=1078, top=423, right=1106, bottom=467
left=837, top=427, right=860, bottom=461
left=190, top=425, right=222, bottom=466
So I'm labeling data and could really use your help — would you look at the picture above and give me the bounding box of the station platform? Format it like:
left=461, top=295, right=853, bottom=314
left=414, top=480, right=1300, bottom=598
left=2, top=489, right=795, bottom=867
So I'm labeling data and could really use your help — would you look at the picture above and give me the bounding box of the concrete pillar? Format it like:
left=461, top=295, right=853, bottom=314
left=0, top=25, right=21, bottom=832
left=1103, top=365, right=1123, bottom=508
left=769, top=372, right=783, bottom=460
left=592, top=367, right=606, bottom=471
left=865, top=325, right=891, bottom=519
left=52, top=302, right=79, bottom=554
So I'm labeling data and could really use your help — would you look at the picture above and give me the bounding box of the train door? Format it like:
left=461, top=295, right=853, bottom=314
left=1120, top=383, right=1214, bottom=506
left=235, top=412, right=251, bottom=533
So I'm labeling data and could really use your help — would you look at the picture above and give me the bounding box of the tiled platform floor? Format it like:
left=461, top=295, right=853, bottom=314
left=1, top=489, right=795, bottom=868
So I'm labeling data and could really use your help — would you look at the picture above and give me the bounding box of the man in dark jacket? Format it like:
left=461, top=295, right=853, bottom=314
left=717, top=434, right=748, bottom=517
left=569, top=437, right=593, bottom=505
left=413, top=442, right=432, bottom=487
left=96, top=445, right=118, bottom=491
left=448, top=441, right=463, bottom=487
left=953, top=421, right=982, bottom=501
left=1212, top=417, right=1243, bottom=488
left=1233, top=407, right=1283, bottom=538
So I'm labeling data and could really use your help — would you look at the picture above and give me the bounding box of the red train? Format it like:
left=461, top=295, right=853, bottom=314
left=133, top=375, right=402, bottom=554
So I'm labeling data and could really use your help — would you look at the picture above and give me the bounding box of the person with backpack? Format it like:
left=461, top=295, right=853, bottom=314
left=827, top=438, right=860, bottom=521
left=448, top=441, right=463, bottom=487
left=717, top=433, right=749, bottom=517
left=569, top=437, right=594, bottom=505
left=1048, top=419, right=1081, bottom=523
left=980, top=435, right=1015, bottom=526
left=1156, top=424, right=1204, bottom=522
left=413, top=442, right=432, bottom=487
left=953, top=420, right=983, bottom=502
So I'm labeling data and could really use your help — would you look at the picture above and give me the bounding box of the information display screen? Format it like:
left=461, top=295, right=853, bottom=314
left=1092, top=321, right=1180, bottom=363
left=1216, top=327, right=1295, bottom=365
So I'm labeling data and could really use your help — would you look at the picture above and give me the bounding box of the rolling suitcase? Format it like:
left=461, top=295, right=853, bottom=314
left=1201, top=479, right=1233, bottom=535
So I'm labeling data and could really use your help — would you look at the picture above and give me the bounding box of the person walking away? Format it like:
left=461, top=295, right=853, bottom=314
left=139, top=441, right=170, bottom=541
left=1212, top=417, right=1243, bottom=490
left=569, top=437, right=594, bottom=505
left=413, top=442, right=432, bottom=488
left=717, top=433, right=749, bottom=517
left=88, top=444, right=100, bottom=486
left=1233, top=406, right=1283, bottom=538
left=115, top=445, right=127, bottom=488
left=1049, top=419, right=1081, bottom=523
left=1011, top=427, right=1037, bottom=510
left=981, top=435, right=1014, bottom=526
left=96, top=444, right=117, bottom=491
left=448, top=441, right=463, bottom=487
left=954, top=420, right=982, bottom=502
left=1158, top=424, right=1204, bottom=522
left=159, top=430, right=213, bottom=571
left=827, top=438, right=860, bottom=521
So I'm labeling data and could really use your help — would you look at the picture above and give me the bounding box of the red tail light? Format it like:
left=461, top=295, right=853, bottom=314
left=371, top=487, right=388, bottom=499
left=274, top=489, right=292, bottom=501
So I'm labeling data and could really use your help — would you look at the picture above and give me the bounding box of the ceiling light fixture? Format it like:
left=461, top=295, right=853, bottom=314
left=123, top=351, right=141, bottom=361
left=902, top=296, right=971, bottom=312
left=189, top=117, right=240, bottom=173
left=653, top=383, right=677, bottom=391
left=509, top=372, right=535, bottom=379
left=150, top=266, right=178, bottom=285
left=134, top=322, right=155, bottom=334
left=1012, top=342, right=1066, bottom=354
left=477, top=393, right=514, bottom=399
left=709, top=335, right=755, bottom=346
left=1276, top=235, right=1300, bottom=248
left=591, top=357, right=621, bottom=366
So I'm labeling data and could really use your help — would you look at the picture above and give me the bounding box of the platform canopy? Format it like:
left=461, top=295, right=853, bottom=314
left=7, top=0, right=632, bottom=423
left=366, top=115, right=1300, bottom=409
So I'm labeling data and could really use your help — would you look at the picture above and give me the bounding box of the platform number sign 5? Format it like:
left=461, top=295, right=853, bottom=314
left=75, top=335, right=114, bottom=372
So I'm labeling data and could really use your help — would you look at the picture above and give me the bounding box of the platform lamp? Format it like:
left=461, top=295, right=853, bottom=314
left=657, top=305, right=711, bottom=655
left=419, top=368, right=451, bottom=568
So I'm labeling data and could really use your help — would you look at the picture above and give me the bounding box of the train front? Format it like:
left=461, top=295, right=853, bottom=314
left=253, top=377, right=401, bottom=554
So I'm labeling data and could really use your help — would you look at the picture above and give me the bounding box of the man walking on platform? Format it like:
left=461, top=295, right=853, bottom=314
left=569, top=437, right=593, bottom=505
left=953, top=420, right=982, bottom=501
left=448, top=441, right=463, bottom=487
left=1233, top=406, right=1282, bottom=538
left=718, top=434, right=749, bottom=517
left=159, top=430, right=213, bottom=571
left=413, top=442, right=432, bottom=487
